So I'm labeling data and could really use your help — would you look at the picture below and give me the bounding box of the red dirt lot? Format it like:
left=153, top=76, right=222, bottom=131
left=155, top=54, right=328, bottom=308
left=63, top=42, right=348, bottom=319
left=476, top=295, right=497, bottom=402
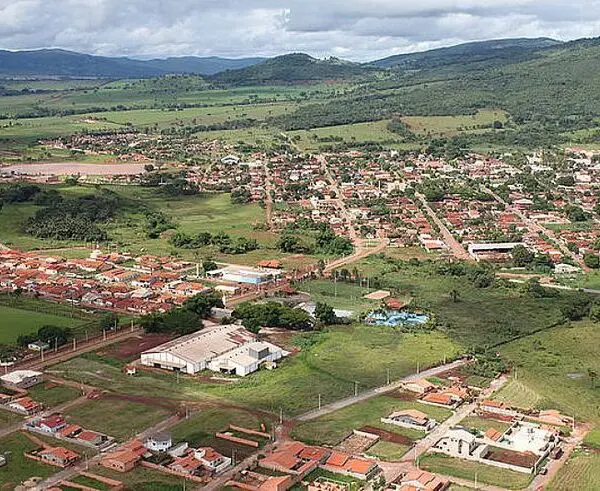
left=484, top=447, right=538, bottom=468
left=387, top=391, right=417, bottom=401
left=359, top=426, right=415, bottom=446
left=97, top=334, right=172, bottom=361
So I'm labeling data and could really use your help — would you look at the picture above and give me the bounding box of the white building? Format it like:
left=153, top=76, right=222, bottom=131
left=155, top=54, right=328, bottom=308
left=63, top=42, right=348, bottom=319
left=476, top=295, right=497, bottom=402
left=145, top=432, right=172, bottom=452
left=194, top=447, right=231, bottom=473
left=433, top=428, right=478, bottom=458
left=0, top=370, right=43, bottom=389
left=140, top=324, right=288, bottom=376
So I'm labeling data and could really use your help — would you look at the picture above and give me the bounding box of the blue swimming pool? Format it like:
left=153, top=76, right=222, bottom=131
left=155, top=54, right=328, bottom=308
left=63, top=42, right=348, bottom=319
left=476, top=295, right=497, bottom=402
left=366, top=310, right=429, bottom=327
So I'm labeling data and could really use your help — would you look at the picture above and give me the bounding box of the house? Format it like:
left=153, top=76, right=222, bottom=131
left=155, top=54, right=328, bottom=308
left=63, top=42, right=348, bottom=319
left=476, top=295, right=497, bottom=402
left=34, top=414, right=67, bottom=434
left=145, top=432, right=172, bottom=452
left=391, top=470, right=450, bottom=491
left=421, top=391, right=462, bottom=409
left=403, top=379, right=436, bottom=395
left=37, top=446, right=79, bottom=467
left=322, top=451, right=380, bottom=480
left=381, top=409, right=437, bottom=432
left=101, top=440, right=147, bottom=472
left=76, top=430, right=108, bottom=447
left=8, top=396, right=41, bottom=415
left=0, top=370, right=43, bottom=389
left=433, top=428, right=478, bottom=458
left=194, top=447, right=232, bottom=473
left=168, top=451, right=204, bottom=475
left=479, top=400, right=519, bottom=418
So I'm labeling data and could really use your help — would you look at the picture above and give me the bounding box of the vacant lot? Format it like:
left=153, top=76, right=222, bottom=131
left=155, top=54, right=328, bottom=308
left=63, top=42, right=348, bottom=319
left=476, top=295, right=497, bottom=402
left=28, top=383, right=82, bottom=407
left=291, top=395, right=452, bottom=446
left=548, top=450, right=600, bottom=491
left=499, top=321, right=600, bottom=424
left=493, top=379, right=543, bottom=410
left=459, top=415, right=511, bottom=435
left=419, top=453, right=531, bottom=489
left=402, top=109, right=508, bottom=137
left=65, top=398, right=170, bottom=441
left=92, top=464, right=185, bottom=491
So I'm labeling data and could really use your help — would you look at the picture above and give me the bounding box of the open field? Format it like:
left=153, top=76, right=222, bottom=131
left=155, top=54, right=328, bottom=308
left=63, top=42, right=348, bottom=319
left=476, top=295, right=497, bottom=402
left=297, top=279, right=380, bottom=314
left=499, top=321, right=600, bottom=424
left=28, top=383, right=82, bottom=407
left=2, top=161, right=146, bottom=175
left=367, top=440, right=410, bottom=461
left=402, top=109, right=509, bottom=137
left=0, top=408, right=24, bottom=429
left=55, top=325, right=459, bottom=417
left=65, top=398, right=171, bottom=441
left=548, top=450, right=600, bottom=491
left=0, top=304, right=84, bottom=344
left=419, top=453, right=532, bottom=489
left=0, top=431, right=58, bottom=486
left=291, top=395, right=452, bottom=446
left=459, top=415, right=512, bottom=434
left=492, top=379, right=543, bottom=410
left=92, top=464, right=185, bottom=491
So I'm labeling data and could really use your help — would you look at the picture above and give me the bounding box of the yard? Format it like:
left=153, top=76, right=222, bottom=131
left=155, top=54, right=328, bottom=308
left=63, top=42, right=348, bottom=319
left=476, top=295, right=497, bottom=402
left=64, top=398, right=171, bottom=441
left=291, top=395, right=452, bottom=446
left=418, top=453, right=532, bottom=489
left=459, top=415, right=511, bottom=435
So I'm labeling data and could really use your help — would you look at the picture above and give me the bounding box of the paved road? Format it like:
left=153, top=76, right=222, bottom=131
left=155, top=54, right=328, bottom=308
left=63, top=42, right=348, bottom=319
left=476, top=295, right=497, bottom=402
left=297, top=359, right=470, bottom=422
left=416, top=193, right=471, bottom=261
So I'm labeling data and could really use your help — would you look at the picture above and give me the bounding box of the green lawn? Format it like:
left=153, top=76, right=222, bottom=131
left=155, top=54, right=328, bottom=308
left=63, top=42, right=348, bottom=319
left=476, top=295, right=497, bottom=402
left=493, top=379, right=543, bottom=411
left=0, top=432, right=59, bottom=486
left=291, top=395, right=452, bottom=446
left=298, top=279, right=381, bottom=315
left=0, top=305, right=83, bottom=344
left=301, top=469, right=363, bottom=491
left=459, top=415, right=511, bottom=435
left=65, top=398, right=171, bottom=441
left=0, top=408, right=23, bottom=429
left=367, top=440, right=410, bottom=461
left=402, top=109, right=508, bottom=137
left=92, top=465, right=186, bottom=491
left=419, top=453, right=532, bottom=489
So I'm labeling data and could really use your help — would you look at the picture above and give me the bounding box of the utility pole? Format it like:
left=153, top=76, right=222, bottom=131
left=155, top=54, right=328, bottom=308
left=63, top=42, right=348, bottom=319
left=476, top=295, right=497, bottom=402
left=279, top=407, right=283, bottom=424
left=73, top=338, right=77, bottom=351
left=40, top=347, right=44, bottom=362
left=54, top=337, right=58, bottom=353
left=354, top=381, right=358, bottom=397
left=474, top=472, right=478, bottom=489
left=318, top=394, right=321, bottom=410
left=103, top=329, right=106, bottom=341
left=417, top=361, right=420, bottom=374
left=386, top=368, right=390, bottom=385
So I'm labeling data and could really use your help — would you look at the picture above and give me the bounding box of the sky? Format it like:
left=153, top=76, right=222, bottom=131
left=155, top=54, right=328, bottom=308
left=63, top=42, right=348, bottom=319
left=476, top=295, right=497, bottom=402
left=0, top=0, right=599, bottom=61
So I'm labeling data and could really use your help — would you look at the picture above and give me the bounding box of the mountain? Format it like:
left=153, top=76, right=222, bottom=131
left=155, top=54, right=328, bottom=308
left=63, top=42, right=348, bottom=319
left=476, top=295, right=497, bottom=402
left=0, top=49, right=264, bottom=78
left=209, top=53, right=377, bottom=85
left=370, top=38, right=563, bottom=71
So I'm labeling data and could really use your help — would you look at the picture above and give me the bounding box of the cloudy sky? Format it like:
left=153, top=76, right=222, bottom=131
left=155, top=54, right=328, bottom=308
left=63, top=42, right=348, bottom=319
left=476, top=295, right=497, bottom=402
left=0, top=0, right=599, bottom=61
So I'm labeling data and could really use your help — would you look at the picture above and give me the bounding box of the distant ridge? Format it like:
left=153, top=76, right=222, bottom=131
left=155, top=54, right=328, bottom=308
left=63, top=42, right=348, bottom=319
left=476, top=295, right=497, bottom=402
left=0, top=48, right=265, bottom=78
left=370, top=37, right=562, bottom=70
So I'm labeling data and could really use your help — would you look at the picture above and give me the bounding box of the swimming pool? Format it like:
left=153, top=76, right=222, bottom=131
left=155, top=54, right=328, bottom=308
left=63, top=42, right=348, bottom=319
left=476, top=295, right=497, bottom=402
left=366, top=310, right=429, bottom=327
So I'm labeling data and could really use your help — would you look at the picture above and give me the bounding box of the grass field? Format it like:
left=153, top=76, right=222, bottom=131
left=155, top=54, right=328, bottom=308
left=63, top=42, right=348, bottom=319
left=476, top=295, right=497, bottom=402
left=0, top=409, right=23, bottom=429
left=459, top=415, right=511, bottom=435
left=92, top=465, right=186, bottom=491
left=548, top=450, right=600, bottom=491
left=493, top=379, right=543, bottom=410
left=28, top=383, right=81, bottom=407
left=297, top=279, right=380, bottom=314
left=0, top=304, right=84, bottom=344
left=499, top=321, right=600, bottom=424
left=55, top=325, right=459, bottom=417
left=291, top=395, right=452, bottom=446
left=367, top=440, right=410, bottom=461
left=419, top=453, right=532, bottom=489
left=0, top=431, right=58, bottom=486
left=402, top=109, right=508, bottom=137
left=65, top=398, right=170, bottom=441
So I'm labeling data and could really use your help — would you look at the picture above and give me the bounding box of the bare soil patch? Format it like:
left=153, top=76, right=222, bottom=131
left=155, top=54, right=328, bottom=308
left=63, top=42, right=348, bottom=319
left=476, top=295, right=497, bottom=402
left=359, top=426, right=415, bottom=446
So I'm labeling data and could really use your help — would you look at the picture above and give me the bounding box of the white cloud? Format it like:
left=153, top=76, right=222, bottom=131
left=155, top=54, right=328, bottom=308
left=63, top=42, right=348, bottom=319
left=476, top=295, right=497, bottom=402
left=0, top=0, right=599, bottom=61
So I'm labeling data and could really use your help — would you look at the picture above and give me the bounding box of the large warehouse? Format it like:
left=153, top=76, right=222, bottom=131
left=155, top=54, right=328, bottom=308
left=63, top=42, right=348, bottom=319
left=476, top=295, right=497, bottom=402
left=140, top=324, right=288, bottom=376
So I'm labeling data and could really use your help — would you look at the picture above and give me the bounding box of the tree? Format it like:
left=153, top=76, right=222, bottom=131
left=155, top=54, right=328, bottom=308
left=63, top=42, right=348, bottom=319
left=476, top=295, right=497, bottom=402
left=588, top=368, right=598, bottom=388
left=584, top=253, right=600, bottom=269
left=449, top=289, right=460, bottom=303
left=183, top=292, right=224, bottom=318
left=99, top=312, right=119, bottom=331
left=144, top=164, right=155, bottom=172
left=202, top=260, right=218, bottom=273
left=37, top=325, right=72, bottom=348
left=315, top=302, right=337, bottom=325
left=512, top=245, right=534, bottom=267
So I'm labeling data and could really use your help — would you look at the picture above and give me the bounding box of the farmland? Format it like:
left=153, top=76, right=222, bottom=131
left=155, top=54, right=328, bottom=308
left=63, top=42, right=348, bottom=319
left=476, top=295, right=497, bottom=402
left=548, top=450, right=600, bottom=491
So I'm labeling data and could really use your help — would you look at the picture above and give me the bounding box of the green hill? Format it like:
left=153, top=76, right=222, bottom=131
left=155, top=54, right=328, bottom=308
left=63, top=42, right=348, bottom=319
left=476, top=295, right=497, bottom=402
left=209, top=53, right=378, bottom=86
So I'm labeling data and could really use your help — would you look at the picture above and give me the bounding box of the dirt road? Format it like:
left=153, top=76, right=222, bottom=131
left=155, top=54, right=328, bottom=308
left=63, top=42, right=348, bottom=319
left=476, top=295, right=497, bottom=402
left=416, top=193, right=471, bottom=261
